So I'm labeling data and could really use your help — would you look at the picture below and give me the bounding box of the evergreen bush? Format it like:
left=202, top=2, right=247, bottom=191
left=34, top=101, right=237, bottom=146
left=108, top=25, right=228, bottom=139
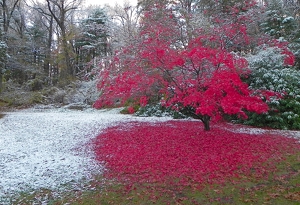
left=136, top=103, right=186, bottom=119
left=242, top=46, right=300, bottom=129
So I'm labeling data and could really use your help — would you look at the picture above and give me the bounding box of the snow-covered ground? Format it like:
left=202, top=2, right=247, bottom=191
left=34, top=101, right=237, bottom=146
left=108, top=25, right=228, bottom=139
left=0, top=107, right=171, bottom=204
left=218, top=122, right=300, bottom=141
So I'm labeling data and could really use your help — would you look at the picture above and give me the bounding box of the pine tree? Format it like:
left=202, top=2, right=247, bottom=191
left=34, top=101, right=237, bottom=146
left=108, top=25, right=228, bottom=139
left=74, top=7, right=109, bottom=77
left=260, top=0, right=300, bottom=68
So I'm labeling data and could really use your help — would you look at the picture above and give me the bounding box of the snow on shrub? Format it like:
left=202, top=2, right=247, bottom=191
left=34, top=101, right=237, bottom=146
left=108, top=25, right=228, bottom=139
left=94, top=121, right=300, bottom=187
left=135, top=103, right=186, bottom=119
left=243, top=45, right=300, bottom=129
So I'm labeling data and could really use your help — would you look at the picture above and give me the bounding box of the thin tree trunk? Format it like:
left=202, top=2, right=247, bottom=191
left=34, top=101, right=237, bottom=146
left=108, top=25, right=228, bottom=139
left=58, top=33, right=73, bottom=79
left=0, top=71, right=2, bottom=93
left=46, top=0, right=74, bottom=79
left=181, top=107, right=211, bottom=131
left=44, top=15, right=53, bottom=76
left=201, top=115, right=211, bottom=131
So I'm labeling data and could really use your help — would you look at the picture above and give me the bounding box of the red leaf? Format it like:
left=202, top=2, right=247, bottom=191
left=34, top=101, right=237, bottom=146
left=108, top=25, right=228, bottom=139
left=93, top=121, right=300, bottom=188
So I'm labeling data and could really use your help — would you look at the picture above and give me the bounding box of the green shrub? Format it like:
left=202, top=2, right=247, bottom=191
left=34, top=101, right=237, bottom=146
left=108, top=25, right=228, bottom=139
left=29, top=92, right=44, bottom=104
left=136, top=103, right=186, bottom=119
left=25, top=79, right=44, bottom=91
left=241, top=46, right=300, bottom=130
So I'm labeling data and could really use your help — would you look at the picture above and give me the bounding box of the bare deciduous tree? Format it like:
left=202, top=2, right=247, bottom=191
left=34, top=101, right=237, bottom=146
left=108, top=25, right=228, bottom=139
left=45, top=0, right=82, bottom=79
left=106, top=2, right=140, bottom=51
left=0, top=0, right=21, bottom=34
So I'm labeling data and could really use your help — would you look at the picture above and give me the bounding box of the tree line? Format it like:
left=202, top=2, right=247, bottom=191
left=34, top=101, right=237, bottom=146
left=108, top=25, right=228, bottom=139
left=0, top=0, right=299, bottom=90
left=0, top=0, right=139, bottom=91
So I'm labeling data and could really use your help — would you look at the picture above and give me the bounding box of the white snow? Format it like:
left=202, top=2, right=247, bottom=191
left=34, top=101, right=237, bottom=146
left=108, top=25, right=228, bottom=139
left=0, top=107, right=171, bottom=203
left=282, top=16, right=294, bottom=24
left=220, top=123, right=300, bottom=141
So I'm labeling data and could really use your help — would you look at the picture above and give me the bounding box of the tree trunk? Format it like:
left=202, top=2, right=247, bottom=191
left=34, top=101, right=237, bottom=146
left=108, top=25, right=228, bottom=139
left=201, top=115, right=211, bottom=131
left=44, top=15, right=53, bottom=76
left=181, top=107, right=212, bottom=131
left=0, top=70, right=2, bottom=93
left=62, top=36, right=72, bottom=75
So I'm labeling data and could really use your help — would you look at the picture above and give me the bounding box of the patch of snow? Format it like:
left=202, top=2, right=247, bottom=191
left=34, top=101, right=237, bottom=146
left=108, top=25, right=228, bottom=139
left=0, top=107, right=172, bottom=203
left=220, top=123, right=300, bottom=141
left=282, top=16, right=294, bottom=23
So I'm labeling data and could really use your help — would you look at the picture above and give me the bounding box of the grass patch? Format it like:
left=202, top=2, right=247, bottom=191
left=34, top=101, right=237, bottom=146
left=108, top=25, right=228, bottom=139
left=76, top=153, right=300, bottom=205
left=0, top=98, right=11, bottom=107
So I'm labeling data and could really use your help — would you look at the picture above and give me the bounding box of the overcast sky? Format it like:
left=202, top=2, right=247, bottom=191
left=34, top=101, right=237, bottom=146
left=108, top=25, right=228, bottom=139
left=83, top=0, right=137, bottom=7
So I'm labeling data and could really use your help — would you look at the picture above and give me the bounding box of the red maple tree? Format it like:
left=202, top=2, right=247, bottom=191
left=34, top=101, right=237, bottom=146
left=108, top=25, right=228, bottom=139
left=94, top=4, right=269, bottom=130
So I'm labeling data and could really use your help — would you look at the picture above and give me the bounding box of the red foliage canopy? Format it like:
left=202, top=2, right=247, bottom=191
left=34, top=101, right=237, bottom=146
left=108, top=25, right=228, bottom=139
left=94, top=4, right=270, bottom=130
